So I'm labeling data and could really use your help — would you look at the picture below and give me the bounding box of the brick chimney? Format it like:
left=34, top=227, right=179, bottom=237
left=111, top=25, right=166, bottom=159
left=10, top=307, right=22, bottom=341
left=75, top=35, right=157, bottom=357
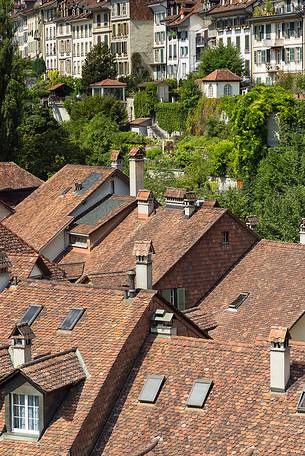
left=129, top=147, right=145, bottom=197
left=300, top=218, right=305, bottom=244
left=0, top=251, right=11, bottom=292
left=133, top=240, right=155, bottom=290
left=269, top=326, right=290, bottom=392
left=184, top=191, right=197, bottom=218
left=10, top=323, right=35, bottom=368
left=137, top=190, right=155, bottom=219
left=110, top=150, right=124, bottom=172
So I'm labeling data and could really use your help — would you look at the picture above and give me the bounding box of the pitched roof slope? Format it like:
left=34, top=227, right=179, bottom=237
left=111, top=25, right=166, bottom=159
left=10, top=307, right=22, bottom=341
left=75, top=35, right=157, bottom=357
left=93, top=336, right=305, bottom=455
left=0, top=162, right=43, bottom=190
left=0, top=280, right=156, bottom=455
left=3, top=164, right=120, bottom=251
left=202, top=69, right=242, bottom=81
left=0, top=223, right=65, bottom=280
left=189, top=239, right=305, bottom=341
left=83, top=206, right=226, bottom=285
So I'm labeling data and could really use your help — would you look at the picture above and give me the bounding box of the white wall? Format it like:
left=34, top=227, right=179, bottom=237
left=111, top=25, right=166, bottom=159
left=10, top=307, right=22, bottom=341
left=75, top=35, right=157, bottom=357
left=41, top=230, right=68, bottom=261
left=290, top=314, right=305, bottom=342
left=203, top=81, right=240, bottom=98
left=0, top=204, right=11, bottom=222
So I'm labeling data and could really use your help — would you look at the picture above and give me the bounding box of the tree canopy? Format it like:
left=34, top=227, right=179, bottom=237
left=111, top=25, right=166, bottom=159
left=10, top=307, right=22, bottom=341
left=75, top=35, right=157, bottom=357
left=198, top=43, right=244, bottom=77
left=82, top=43, right=117, bottom=88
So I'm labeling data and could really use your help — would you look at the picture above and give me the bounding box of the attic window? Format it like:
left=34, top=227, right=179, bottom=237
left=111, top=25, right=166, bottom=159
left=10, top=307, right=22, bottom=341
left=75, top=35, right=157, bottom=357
left=19, top=305, right=43, bottom=326
left=297, top=390, right=305, bottom=412
left=222, top=231, right=229, bottom=244
left=69, top=234, right=88, bottom=248
left=187, top=379, right=213, bottom=408
left=138, top=375, right=165, bottom=403
left=228, top=292, right=250, bottom=310
left=59, top=308, right=85, bottom=330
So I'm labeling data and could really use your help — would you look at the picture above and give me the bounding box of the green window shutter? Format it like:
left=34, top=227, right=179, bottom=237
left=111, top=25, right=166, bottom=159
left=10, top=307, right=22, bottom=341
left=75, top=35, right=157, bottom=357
left=176, top=288, right=186, bottom=311
left=161, top=289, right=171, bottom=304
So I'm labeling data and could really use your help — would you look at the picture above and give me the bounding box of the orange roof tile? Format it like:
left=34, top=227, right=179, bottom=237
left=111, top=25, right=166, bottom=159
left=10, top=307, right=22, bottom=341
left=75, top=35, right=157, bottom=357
left=202, top=69, right=242, bottom=81
left=0, top=162, right=43, bottom=190
left=90, top=78, right=127, bottom=87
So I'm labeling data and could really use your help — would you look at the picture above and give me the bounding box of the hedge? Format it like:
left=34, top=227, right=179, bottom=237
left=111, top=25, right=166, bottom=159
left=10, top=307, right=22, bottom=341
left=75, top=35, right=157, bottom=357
left=156, top=102, right=185, bottom=134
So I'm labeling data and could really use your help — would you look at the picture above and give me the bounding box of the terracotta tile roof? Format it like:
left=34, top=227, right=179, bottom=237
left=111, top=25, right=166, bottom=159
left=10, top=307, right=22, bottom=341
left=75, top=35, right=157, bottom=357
left=164, top=187, right=186, bottom=199
left=0, top=223, right=65, bottom=280
left=129, top=117, right=152, bottom=126
left=268, top=326, right=289, bottom=344
left=3, top=164, right=121, bottom=252
left=82, top=206, right=226, bottom=285
left=0, top=346, right=13, bottom=381
left=110, top=150, right=122, bottom=161
left=190, top=239, right=305, bottom=341
left=93, top=336, right=305, bottom=455
left=129, top=147, right=145, bottom=158
left=90, top=78, right=127, bottom=87
left=137, top=190, right=153, bottom=202
left=48, top=82, right=67, bottom=91
left=208, top=0, right=256, bottom=14
left=0, top=162, right=43, bottom=190
left=202, top=69, right=242, bottom=81
left=0, top=280, right=157, bottom=454
left=19, top=349, right=86, bottom=392
left=58, top=261, right=85, bottom=280
left=133, top=240, right=155, bottom=256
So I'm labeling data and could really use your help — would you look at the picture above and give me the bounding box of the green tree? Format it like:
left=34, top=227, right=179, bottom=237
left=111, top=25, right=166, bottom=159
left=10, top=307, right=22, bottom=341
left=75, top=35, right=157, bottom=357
left=68, top=95, right=127, bottom=128
left=82, top=43, right=117, bottom=88
left=198, top=43, right=243, bottom=77
left=0, top=0, right=27, bottom=160
left=31, top=57, right=46, bottom=77
left=134, top=89, right=158, bottom=118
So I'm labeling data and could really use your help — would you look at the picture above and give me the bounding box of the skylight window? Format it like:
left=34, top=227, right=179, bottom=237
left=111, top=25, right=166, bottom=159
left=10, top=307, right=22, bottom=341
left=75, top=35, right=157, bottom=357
left=19, top=305, right=43, bottom=326
left=59, top=308, right=85, bottom=330
left=138, top=375, right=165, bottom=403
left=228, top=292, right=250, bottom=311
left=187, top=379, right=213, bottom=408
left=297, top=390, right=305, bottom=412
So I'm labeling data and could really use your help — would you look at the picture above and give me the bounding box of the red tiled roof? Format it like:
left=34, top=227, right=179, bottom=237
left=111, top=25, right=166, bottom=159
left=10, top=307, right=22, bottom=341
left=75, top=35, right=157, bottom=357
left=0, top=162, right=43, bottom=190
left=208, top=0, right=256, bottom=14
left=164, top=187, right=186, bottom=199
left=190, top=239, right=305, bottom=341
left=129, top=117, right=152, bottom=126
left=48, top=82, right=67, bottom=91
left=202, top=69, right=242, bottom=81
left=0, top=223, right=65, bottom=280
left=19, top=349, right=86, bottom=392
left=0, top=280, right=158, bottom=454
left=110, top=150, right=122, bottom=161
left=136, top=190, right=153, bottom=202
left=90, top=78, right=127, bottom=87
left=82, top=206, right=227, bottom=285
left=129, top=147, right=145, bottom=158
left=93, top=335, right=305, bottom=455
left=4, top=165, right=122, bottom=252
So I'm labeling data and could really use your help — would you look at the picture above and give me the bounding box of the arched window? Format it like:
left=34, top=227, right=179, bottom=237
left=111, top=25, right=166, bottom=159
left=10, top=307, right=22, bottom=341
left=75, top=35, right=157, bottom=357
left=208, top=84, right=213, bottom=97
left=224, top=83, right=232, bottom=96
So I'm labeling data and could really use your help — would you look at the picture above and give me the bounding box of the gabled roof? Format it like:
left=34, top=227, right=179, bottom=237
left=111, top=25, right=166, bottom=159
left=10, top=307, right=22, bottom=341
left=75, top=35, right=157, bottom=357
left=189, top=239, right=305, bottom=341
left=81, top=206, right=229, bottom=286
left=0, top=223, right=65, bottom=280
left=90, top=78, right=127, bottom=87
left=3, top=164, right=128, bottom=252
left=207, top=0, right=256, bottom=14
left=93, top=335, right=305, bottom=455
left=0, top=162, right=43, bottom=191
left=0, top=280, right=159, bottom=454
left=202, top=69, right=242, bottom=82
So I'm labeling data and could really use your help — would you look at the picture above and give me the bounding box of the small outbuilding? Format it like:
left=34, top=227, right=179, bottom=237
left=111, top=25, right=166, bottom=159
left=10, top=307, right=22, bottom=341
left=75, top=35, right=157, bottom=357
left=48, top=82, right=72, bottom=100
left=199, top=69, right=242, bottom=98
left=90, top=78, right=127, bottom=101
left=129, top=117, right=152, bottom=136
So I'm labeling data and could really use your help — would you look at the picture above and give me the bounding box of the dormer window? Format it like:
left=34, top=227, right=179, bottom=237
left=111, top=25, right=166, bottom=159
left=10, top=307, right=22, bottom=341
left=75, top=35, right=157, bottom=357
left=69, top=234, right=88, bottom=248
left=11, top=394, right=40, bottom=435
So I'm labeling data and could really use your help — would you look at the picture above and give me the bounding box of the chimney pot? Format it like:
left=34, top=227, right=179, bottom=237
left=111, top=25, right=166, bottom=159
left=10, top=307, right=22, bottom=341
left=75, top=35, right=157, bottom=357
left=127, top=269, right=136, bottom=298
left=269, top=326, right=290, bottom=392
left=110, top=150, right=124, bottom=171
left=133, top=240, right=155, bottom=290
left=10, top=323, right=35, bottom=368
left=184, top=191, right=197, bottom=218
left=136, top=190, right=155, bottom=219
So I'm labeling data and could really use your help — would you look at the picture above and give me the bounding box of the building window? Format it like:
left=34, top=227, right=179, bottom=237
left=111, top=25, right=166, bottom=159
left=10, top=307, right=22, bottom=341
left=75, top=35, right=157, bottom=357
left=96, top=14, right=101, bottom=26
left=222, top=231, right=229, bottom=244
left=69, top=234, right=88, bottom=248
left=161, top=288, right=186, bottom=311
left=236, top=36, right=240, bottom=49
left=245, top=34, right=249, bottom=51
left=11, top=394, right=39, bottom=434
left=208, top=83, right=213, bottom=97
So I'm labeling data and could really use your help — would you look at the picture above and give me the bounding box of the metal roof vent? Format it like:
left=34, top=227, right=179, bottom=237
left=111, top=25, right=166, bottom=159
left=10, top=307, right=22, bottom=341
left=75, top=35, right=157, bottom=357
left=75, top=182, right=83, bottom=191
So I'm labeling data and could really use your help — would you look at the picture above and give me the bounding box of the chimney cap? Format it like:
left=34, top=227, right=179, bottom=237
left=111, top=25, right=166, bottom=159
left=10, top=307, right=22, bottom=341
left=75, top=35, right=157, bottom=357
left=110, top=149, right=123, bottom=161
left=268, top=326, right=290, bottom=344
left=165, top=187, right=186, bottom=200
left=10, top=323, right=35, bottom=340
left=184, top=191, right=197, bottom=203
left=137, top=189, right=154, bottom=202
left=202, top=199, right=219, bottom=208
left=133, top=240, right=155, bottom=257
left=129, top=146, right=145, bottom=158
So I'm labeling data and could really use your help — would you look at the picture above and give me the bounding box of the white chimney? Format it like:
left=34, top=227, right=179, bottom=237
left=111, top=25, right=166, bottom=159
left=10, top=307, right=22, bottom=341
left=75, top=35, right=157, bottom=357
left=164, top=187, right=186, bottom=209
left=10, top=323, right=35, bottom=368
left=300, top=218, right=305, bottom=244
left=133, top=240, right=155, bottom=290
left=110, top=150, right=124, bottom=172
left=0, top=251, right=11, bottom=292
left=269, top=326, right=290, bottom=392
left=129, top=147, right=145, bottom=197
left=136, top=190, right=155, bottom=219
left=184, top=191, right=197, bottom=218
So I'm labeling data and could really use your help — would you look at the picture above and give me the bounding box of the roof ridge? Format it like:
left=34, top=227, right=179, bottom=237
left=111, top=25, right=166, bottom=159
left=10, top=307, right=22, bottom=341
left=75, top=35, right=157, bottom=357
left=22, top=347, right=77, bottom=368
